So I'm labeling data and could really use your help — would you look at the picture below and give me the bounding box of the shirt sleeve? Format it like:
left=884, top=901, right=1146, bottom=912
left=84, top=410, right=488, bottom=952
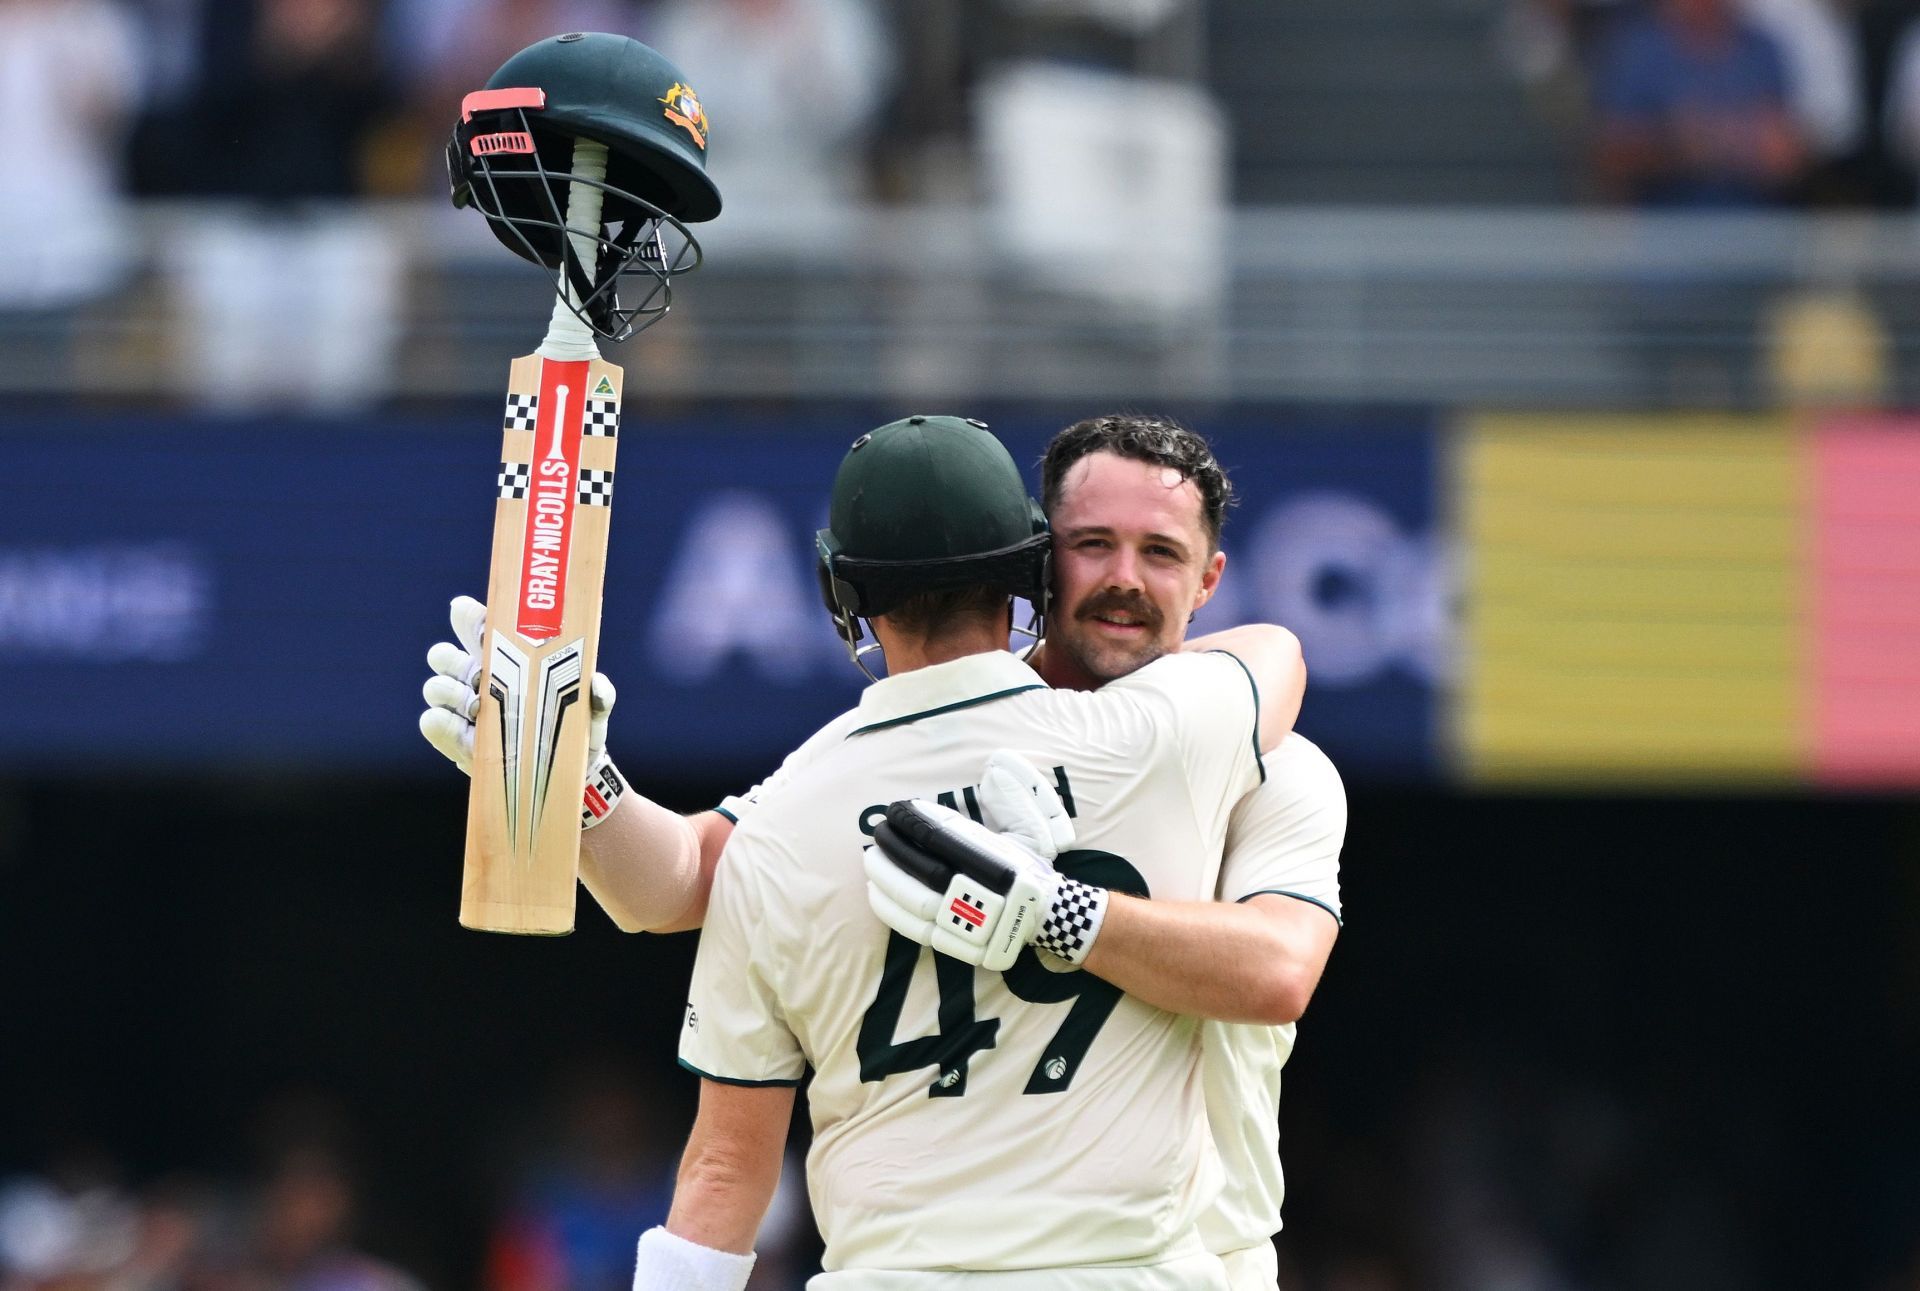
left=715, top=708, right=860, bottom=824
left=1105, top=651, right=1265, bottom=820
left=1218, top=734, right=1347, bottom=924
left=678, top=828, right=807, bottom=1086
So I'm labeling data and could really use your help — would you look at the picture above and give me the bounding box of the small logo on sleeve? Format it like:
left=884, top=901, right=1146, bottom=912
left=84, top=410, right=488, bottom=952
left=684, top=1005, right=699, bottom=1032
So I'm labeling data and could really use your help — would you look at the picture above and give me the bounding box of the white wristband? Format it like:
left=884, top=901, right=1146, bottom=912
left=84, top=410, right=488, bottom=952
left=633, top=1226, right=755, bottom=1291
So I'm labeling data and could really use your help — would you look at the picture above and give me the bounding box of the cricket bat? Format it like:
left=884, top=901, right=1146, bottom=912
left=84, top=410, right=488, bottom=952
left=461, top=139, right=619, bottom=934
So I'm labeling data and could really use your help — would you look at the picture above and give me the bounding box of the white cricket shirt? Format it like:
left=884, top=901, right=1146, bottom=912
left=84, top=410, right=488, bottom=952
left=681, top=650, right=1265, bottom=1274
left=1195, top=734, right=1346, bottom=1257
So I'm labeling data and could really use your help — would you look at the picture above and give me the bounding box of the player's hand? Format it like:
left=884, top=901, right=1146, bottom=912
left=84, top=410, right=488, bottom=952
left=418, top=597, right=623, bottom=825
left=975, top=749, right=1075, bottom=860
left=865, top=800, right=1108, bottom=972
left=419, top=595, right=490, bottom=774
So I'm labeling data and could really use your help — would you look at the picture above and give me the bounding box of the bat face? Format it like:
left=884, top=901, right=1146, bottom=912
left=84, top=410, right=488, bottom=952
left=461, top=353, right=622, bottom=934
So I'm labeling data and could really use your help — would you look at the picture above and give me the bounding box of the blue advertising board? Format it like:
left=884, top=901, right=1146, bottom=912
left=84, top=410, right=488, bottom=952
left=0, top=412, right=1444, bottom=780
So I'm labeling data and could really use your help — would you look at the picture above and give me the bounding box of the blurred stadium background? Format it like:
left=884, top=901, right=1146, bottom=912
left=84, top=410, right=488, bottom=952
left=3, top=0, right=1920, bottom=1287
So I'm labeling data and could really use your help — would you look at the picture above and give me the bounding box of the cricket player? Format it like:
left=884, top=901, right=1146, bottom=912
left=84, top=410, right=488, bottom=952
left=664, top=413, right=1305, bottom=1289
left=420, top=417, right=1340, bottom=1287
left=870, top=415, right=1346, bottom=1291
left=428, top=415, right=1305, bottom=1288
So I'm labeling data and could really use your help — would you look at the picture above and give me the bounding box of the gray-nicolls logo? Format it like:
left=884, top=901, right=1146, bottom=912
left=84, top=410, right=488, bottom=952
left=685, top=1005, right=699, bottom=1032
left=1045, top=1057, right=1067, bottom=1080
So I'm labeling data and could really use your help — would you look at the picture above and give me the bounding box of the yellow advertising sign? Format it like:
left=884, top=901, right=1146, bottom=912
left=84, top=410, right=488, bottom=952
left=1457, top=414, right=1804, bottom=785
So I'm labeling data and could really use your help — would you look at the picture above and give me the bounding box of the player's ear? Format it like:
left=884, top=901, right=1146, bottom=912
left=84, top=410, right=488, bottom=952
left=1192, top=549, right=1226, bottom=611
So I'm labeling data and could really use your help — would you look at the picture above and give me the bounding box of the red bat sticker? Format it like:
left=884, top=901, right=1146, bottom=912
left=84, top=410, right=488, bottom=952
left=516, top=359, right=589, bottom=641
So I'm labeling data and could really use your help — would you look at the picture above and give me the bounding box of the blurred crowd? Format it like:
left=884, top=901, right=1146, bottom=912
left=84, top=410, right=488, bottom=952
left=21, top=0, right=1920, bottom=409
left=6, top=0, right=890, bottom=200
left=4, top=0, right=1232, bottom=405
left=10, top=0, right=1920, bottom=238
left=0, top=1094, right=424, bottom=1291
left=0, top=1073, right=816, bottom=1291
left=16, top=0, right=1920, bottom=310
left=0, top=0, right=903, bottom=401
left=1503, top=0, right=1920, bottom=206
left=7, top=1058, right=1916, bottom=1291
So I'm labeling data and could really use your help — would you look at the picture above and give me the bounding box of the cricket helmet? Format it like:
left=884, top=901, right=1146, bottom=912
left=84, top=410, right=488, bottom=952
left=816, top=416, right=1051, bottom=665
left=447, top=32, right=720, bottom=341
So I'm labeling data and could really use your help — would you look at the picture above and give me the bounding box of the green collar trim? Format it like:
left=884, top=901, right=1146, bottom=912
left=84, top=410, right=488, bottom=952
left=1205, top=648, right=1268, bottom=784
left=1237, top=889, right=1343, bottom=926
left=677, top=1057, right=802, bottom=1088
left=848, top=684, right=1046, bottom=738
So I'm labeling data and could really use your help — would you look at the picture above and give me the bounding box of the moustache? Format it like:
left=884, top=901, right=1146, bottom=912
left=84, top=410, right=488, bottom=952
left=1075, top=590, right=1163, bottom=632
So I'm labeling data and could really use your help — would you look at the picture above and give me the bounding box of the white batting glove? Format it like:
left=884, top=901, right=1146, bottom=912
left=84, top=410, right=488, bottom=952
left=418, top=595, right=626, bottom=828
left=976, top=749, right=1076, bottom=860
left=865, top=799, right=1108, bottom=972
left=418, top=595, right=488, bottom=773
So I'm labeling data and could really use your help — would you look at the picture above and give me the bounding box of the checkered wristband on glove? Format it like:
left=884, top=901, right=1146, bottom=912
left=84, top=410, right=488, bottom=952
left=1034, top=877, right=1109, bottom=966
left=581, top=753, right=627, bottom=830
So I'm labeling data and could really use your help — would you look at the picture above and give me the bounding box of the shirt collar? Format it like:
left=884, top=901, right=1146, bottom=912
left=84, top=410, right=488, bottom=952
left=848, top=651, right=1048, bottom=737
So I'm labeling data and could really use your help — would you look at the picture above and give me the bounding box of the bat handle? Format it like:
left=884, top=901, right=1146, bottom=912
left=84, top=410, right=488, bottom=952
left=538, top=137, right=609, bottom=361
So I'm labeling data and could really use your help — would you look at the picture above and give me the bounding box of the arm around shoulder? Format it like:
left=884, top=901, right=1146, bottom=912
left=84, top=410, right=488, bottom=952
left=1082, top=887, right=1338, bottom=1025
left=1185, top=623, right=1305, bottom=752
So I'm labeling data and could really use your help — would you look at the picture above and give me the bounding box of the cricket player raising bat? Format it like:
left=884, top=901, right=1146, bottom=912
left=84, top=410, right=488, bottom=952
left=438, top=31, right=718, bottom=934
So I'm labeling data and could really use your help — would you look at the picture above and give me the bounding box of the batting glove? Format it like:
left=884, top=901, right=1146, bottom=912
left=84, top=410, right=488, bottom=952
left=975, top=749, right=1076, bottom=860
left=418, top=595, right=627, bottom=829
left=866, top=799, right=1108, bottom=973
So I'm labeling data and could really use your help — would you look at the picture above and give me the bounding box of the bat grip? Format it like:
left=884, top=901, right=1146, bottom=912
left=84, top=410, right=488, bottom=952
left=538, top=137, right=609, bottom=360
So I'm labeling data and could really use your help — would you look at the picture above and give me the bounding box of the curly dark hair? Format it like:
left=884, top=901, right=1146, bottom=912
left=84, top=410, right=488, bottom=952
left=1040, top=414, right=1235, bottom=550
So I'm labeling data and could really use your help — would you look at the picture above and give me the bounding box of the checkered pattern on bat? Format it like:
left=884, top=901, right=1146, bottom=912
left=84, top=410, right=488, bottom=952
left=498, top=462, right=530, bottom=499
left=1034, top=878, right=1102, bottom=963
left=503, top=393, right=537, bottom=432
left=578, top=469, right=614, bottom=506
left=584, top=398, right=620, bottom=437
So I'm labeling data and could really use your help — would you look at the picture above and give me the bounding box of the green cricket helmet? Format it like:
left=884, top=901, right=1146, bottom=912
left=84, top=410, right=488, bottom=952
left=816, top=416, right=1051, bottom=663
left=447, top=32, right=720, bottom=341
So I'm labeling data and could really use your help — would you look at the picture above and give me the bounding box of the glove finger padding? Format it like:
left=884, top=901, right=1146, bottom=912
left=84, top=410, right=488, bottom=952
left=421, top=598, right=485, bottom=776
left=865, top=864, right=940, bottom=951
left=421, top=632, right=482, bottom=774
left=875, top=801, right=1054, bottom=973
left=422, top=673, right=478, bottom=720
left=426, top=640, right=478, bottom=687
left=419, top=706, right=474, bottom=772
left=449, top=595, right=487, bottom=656
left=863, top=841, right=944, bottom=923
left=589, top=671, right=616, bottom=762
left=977, top=750, right=1076, bottom=859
